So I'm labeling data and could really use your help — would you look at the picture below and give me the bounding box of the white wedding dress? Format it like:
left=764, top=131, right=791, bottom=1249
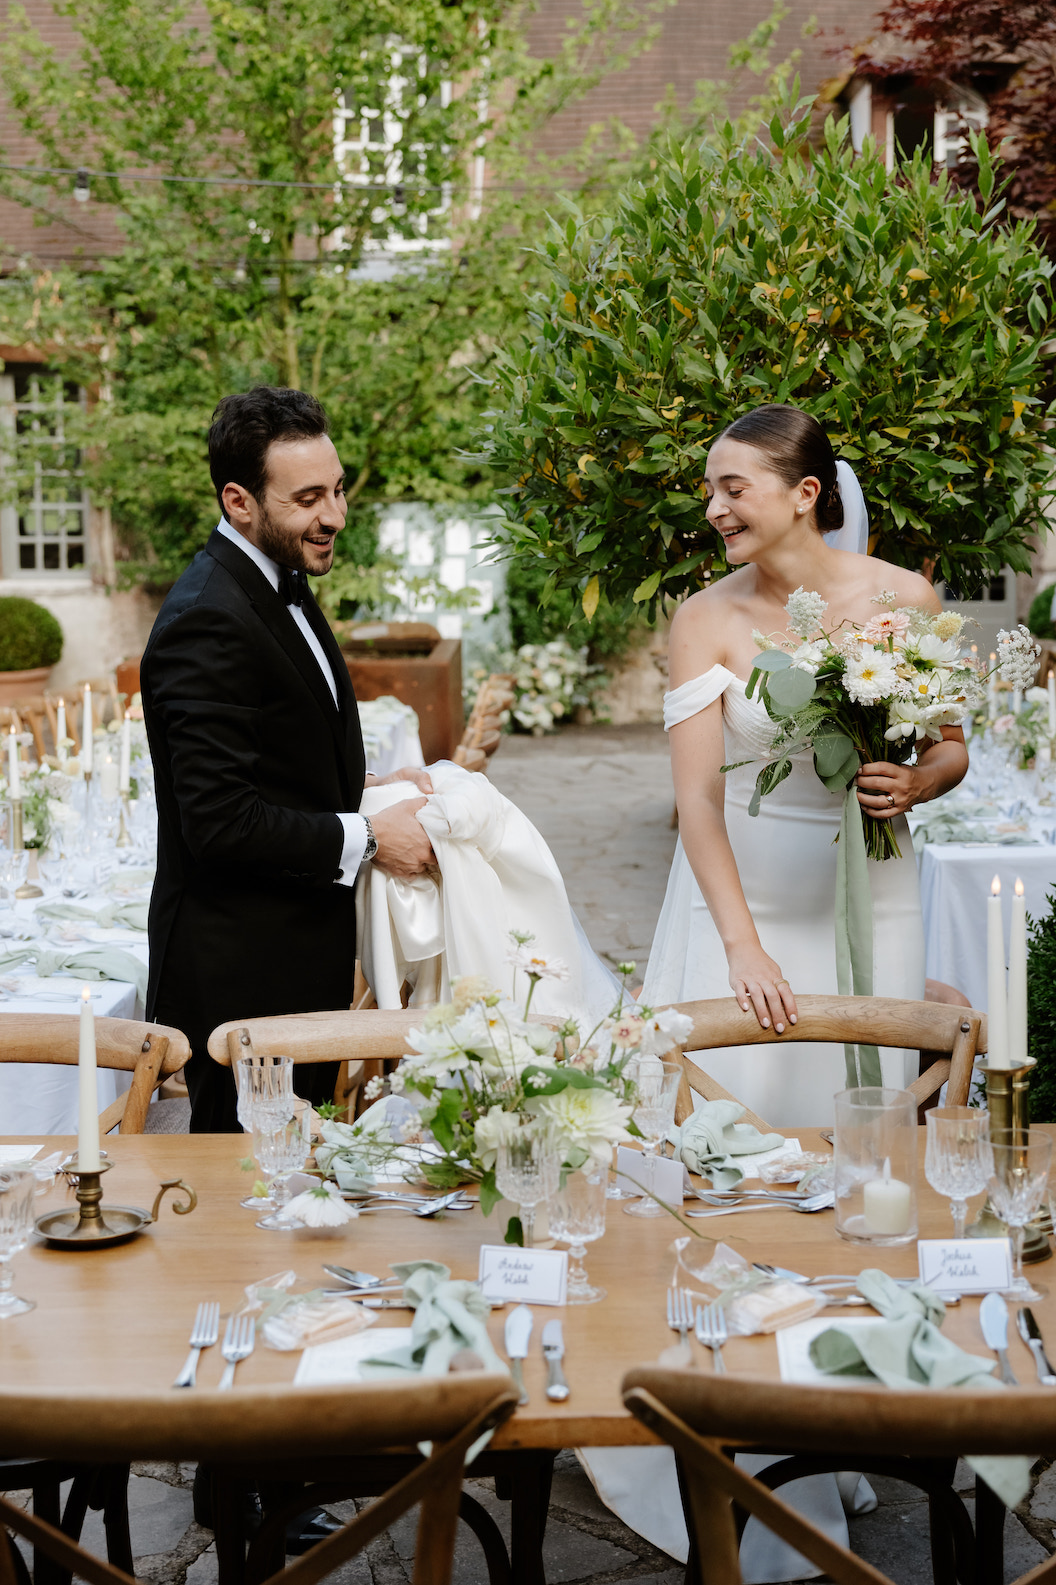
left=643, top=664, right=925, bottom=1127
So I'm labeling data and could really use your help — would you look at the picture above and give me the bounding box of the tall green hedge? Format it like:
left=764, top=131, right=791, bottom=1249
left=1028, top=890, right=1056, bottom=1123
left=0, top=597, right=63, bottom=671
left=480, top=102, right=1056, bottom=619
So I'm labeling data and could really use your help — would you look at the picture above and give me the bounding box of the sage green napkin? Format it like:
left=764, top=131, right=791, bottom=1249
left=360, top=1261, right=507, bottom=1379
left=670, top=1098, right=785, bottom=1189
left=36, top=901, right=150, bottom=932
left=0, top=944, right=147, bottom=1001
left=911, top=812, right=1033, bottom=850
left=808, top=1269, right=1031, bottom=1508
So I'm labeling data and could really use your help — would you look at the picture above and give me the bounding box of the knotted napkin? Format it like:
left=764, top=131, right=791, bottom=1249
left=361, top=1260, right=507, bottom=1379
left=36, top=901, right=149, bottom=932
left=0, top=944, right=147, bottom=1000
left=669, top=1098, right=784, bottom=1189
left=808, top=1269, right=1032, bottom=1507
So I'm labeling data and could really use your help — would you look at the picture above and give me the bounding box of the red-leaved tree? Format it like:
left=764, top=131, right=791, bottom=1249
left=854, top=1, right=1056, bottom=252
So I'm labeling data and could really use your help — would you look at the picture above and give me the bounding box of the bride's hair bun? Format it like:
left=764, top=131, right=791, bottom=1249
left=719, top=404, right=844, bottom=534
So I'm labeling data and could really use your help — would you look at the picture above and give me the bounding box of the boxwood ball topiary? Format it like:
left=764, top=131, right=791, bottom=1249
left=0, top=596, right=63, bottom=672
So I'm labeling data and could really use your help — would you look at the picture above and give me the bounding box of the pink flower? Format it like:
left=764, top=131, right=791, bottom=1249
left=993, top=714, right=1015, bottom=733
left=610, top=1014, right=647, bottom=1048
left=860, top=612, right=910, bottom=644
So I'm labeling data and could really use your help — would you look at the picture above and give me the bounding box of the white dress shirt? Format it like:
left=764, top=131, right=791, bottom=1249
left=216, top=518, right=368, bottom=885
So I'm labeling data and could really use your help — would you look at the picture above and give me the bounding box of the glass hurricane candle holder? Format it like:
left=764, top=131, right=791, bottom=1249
left=834, top=1087, right=918, bottom=1246
left=925, top=1106, right=992, bottom=1239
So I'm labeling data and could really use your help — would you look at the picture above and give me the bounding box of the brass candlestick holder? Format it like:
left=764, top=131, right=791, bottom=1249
left=9, top=798, right=42, bottom=899
left=35, top=1157, right=197, bottom=1248
left=968, top=1058, right=1052, bottom=1261
left=115, top=795, right=132, bottom=848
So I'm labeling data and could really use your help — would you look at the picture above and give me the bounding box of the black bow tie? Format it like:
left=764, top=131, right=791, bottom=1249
left=278, top=566, right=309, bottom=608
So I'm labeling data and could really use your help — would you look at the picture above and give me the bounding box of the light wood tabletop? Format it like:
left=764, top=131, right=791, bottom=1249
left=3, top=1130, right=1055, bottom=1451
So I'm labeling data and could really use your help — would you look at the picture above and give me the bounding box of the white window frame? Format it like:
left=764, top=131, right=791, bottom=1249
left=0, top=369, right=90, bottom=582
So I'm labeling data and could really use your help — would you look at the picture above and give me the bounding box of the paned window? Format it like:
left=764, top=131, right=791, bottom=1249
left=0, top=369, right=88, bottom=577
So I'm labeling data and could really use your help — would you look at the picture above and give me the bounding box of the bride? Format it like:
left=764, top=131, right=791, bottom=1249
left=642, top=403, right=969, bottom=1126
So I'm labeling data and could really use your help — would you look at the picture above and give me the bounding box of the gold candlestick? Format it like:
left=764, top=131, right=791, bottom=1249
left=9, top=798, right=42, bottom=899
left=968, top=1059, right=1051, bottom=1260
left=115, top=795, right=132, bottom=848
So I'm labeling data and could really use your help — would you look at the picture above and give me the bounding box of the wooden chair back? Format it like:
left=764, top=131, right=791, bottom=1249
left=0, top=1374, right=517, bottom=1585
left=0, top=1014, right=190, bottom=1134
left=3, top=695, right=49, bottom=762
left=453, top=672, right=515, bottom=774
left=622, top=1367, right=1056, bottom=1585
left=663, top=995, right=985, bottom=1131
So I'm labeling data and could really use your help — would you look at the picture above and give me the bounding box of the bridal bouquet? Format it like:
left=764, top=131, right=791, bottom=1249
left=316, top=934, right=693, bottom=1240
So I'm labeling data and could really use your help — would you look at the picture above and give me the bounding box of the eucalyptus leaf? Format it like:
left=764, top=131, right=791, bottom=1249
left=765, top=667, right=817, bottom=711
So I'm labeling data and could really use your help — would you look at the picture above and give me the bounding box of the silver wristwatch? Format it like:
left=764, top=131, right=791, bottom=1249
left=362, top=815, right=378, bottom=863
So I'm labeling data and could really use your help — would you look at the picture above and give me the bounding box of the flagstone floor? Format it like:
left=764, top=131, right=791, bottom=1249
left=27, top=725, right=1053, bottom=1585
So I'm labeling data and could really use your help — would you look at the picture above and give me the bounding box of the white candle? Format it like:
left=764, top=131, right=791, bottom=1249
left=1008, top=877, right=1028, bottom=1067
left=7, top=725, right=19, bottom=801
left=1013, top=687, right=1023, bottom=715
left=77, top=984, right=100, bottom=1171
left=863, top=1158, right=912, bottom=1236
left=82, top=684, right=93, bottom=775
left=1047, top=674, right=1055, bottom=738
left=99, top=753, right=119, bottom=803
left=987, top=875, right=1010, bottom=1069
left=988, top=654, right=998, bottom=718
left=119, top=716, right=131, bottom=794
left=56, top=698, right=67, bottom=766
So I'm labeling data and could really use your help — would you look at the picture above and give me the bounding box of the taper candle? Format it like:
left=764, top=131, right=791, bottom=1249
left=1013, top=687, right=1023, bottom=715
left=77, top=985, right=100, bottom=1171
left=988, top=654, right=998, bottom=719
left=81, top=684, right=93, bottom=775
left=6, top=725, right=19, bottom=801
left=1008, top=877, right=1028, bottom=1066
left=119, top=715, right=131, bottom=794
left=987, top=875, right=1010, bottom=1069
left=1048, top=673, right=1055, bottom=739
left=56, top=697, right=67, bottom=765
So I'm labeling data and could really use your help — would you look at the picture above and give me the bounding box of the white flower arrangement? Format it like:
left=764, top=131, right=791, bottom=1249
left=505, top=639, right=601, bottom=734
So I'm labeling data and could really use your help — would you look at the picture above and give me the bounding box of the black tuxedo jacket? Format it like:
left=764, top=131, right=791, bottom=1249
left=142, top=529, right=366, bottom=1125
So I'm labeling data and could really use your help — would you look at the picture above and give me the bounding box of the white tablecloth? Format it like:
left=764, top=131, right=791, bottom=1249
left=358, top=697, right=425, bottom=779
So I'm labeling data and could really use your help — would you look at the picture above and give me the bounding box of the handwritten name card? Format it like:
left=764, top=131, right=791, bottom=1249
left=478, top=1245, right=568, bottom=1306
left=917, top=1237, right=1012, bottom=1295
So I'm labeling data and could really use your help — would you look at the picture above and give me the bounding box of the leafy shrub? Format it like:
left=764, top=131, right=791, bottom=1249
left=1028, top=890, right=1056, bottom=1123
left=0, top=597, right=63, bottom=671
left=1028, top=584, right=1056, bottom=641
left=505, top=556, right=649, bottom=661
left=481, top=101, right=1055, bottom=619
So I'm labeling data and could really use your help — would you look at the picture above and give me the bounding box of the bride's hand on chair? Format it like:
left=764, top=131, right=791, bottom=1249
left=855, top=761, right=919, bottom=820
left=727, top=945, right=798, bottom=1033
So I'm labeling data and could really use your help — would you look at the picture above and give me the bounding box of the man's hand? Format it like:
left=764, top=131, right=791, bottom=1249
left=370, top=798, right=435, bottom=878
left=364, top=766, right=434, bottom=795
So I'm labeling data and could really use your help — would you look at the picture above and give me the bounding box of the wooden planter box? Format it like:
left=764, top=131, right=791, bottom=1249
left=341, top=623, right=464, bottom=764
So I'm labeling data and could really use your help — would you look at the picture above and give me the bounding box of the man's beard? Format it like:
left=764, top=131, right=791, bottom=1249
left=254, top=499, right=333, bottom=574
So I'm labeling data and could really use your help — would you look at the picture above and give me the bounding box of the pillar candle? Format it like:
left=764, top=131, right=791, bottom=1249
left=82, top=684, right=93, bottom=775
left=7, top=725, right=19, bottom=801
left=1008, top=877, right=1028, bottom=1067
left=119, top=716, right=131, bottom=794
left=77, top=985, right=100, bottom=1171
left=56, top=698, right=67, bottom=766
left=1048, top=674, right=1055, bottom=739
left=863, top=1158, right=912, bottom=1236
left=99, top=753, right=119, bottom=803
left=987, top=875, right=1010, bottom=1069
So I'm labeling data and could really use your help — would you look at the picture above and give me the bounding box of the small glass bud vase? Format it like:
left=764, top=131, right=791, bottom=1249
left=834, top=1087, right=918, bottom=1246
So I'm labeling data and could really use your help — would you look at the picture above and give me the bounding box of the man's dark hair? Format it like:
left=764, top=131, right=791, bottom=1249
left=208, top=386, right=330, bottom=511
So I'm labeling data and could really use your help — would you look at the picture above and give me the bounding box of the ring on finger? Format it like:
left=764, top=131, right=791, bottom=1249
left=886, top=793, right=895, bottom=806
left=776, top=979, right=790, bottom=988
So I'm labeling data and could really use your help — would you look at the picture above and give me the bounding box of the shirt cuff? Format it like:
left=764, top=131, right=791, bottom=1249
left=336, top=812, right=369, bottom=886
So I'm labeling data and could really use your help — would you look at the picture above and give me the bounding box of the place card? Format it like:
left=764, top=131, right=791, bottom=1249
left=615, top=1146, right=686, bottom=1204
left=917, top=1238, right=1012, bottom=1295
left=294, top=1327, right=410, bottom=1386
left=478, top=1245, right=567, bottom=1306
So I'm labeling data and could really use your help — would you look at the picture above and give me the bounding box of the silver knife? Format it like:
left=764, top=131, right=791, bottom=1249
left=980, top=1291, right=1018, bottom=1385
left=542, top=1319, right=570, bottom=1402
left=1017, top=1307, right=1056, bottom=1386
left=505, top=1304, right=533, bottom=1405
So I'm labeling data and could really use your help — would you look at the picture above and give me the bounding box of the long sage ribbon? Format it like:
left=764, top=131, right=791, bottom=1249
left=835, top=783, right=883, bottom=1088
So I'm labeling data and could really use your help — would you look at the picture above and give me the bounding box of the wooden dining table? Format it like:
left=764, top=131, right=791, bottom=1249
left=4, top=1128, right=1056, bottom=1585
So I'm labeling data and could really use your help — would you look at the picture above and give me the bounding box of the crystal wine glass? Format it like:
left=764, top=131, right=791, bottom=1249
left=624, top=1060, right=682, bottom=1218
left=255, top=1113, right=311, bottom=1229
left=988, top=1128, right=1052, bottom=1302
left=236, top=1054, right=295, bottom=1209
left=924, top=1106, right=992, bottom=1238
left=0, top=1168, right=38, bottom=1317
left=495, top=1129, right=560, bottom=1248
left=549, top=1167, right=607, bottom=1304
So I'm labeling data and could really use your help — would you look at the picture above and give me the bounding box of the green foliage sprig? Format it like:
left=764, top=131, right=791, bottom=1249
left=479, top=101, right=1056, bottom=618
left=1028, top=889, right=1056, bottom=1124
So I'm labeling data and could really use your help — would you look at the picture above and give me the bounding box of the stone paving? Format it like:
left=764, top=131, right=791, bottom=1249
left=23, top=724, right=1055, bottom=1585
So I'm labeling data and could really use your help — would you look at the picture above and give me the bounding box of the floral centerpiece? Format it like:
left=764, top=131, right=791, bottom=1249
left=315, top=934, right=693, bottom=1242
left=0, top=762, right=79, bottom=850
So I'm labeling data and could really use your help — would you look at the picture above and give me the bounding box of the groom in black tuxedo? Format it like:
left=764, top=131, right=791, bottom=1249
left=142, top=387, right=433, bottom=1131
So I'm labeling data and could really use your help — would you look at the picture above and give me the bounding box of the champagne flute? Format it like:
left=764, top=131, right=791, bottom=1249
left=0, top=1168, right=38, bottom=1317
left=495, top=1130, right=559, bottom=1248
left=924, top=1107, right=992, bottom=1238
left=624, top=1060, right=682, bottom=1218
left=988, top=1128, right=1052, bottom=1302
left=549, top=1167, right=607, bottom=1304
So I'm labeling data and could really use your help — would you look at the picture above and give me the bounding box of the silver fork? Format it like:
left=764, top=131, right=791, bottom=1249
left=219, top=1313, right=255, bottom=1390
left=173, top=1301, right=220, bottom=1389
left=696, top=1303, right=728, bottom=1374
left=666, top=1286, right=695, bottom=1352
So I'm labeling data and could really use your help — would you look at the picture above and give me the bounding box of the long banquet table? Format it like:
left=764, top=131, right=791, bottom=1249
left=6, top=1130, right=1056, bottom=1584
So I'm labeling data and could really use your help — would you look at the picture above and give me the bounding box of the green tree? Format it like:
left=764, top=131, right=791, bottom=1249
left=479, top=100, right=1056, bottom=620
left=0, top=0, right=668, bottom=584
